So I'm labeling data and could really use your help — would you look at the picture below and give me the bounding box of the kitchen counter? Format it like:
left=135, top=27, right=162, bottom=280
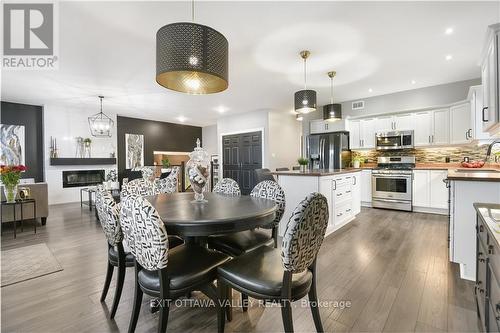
left=271, top=168, right=362, bottom=176
left=474, top=203, right=500, bottom=247
left=447, top=169, right=500, bottom=182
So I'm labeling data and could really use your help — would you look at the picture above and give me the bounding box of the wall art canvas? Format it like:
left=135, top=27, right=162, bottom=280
left=0, top=124, right=25, bottom=166
left=125, top=133, right=144, bottom=169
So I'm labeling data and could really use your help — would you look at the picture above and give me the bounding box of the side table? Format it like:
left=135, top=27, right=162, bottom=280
left=1, top=199, right=37, bottom=238
left=80, top=188, right=96, bottom=211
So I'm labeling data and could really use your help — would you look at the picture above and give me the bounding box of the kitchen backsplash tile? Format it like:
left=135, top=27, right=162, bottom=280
left=352, top=144, right=500, bottom=163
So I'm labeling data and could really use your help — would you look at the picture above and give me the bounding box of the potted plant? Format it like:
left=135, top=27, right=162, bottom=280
left=161, top=158, right=171, bottom=168
left=297, top=157, right=309, bottom=172
left=352, top=156, right=363, bottom=168
left=1, top=165, right=27, bottom=203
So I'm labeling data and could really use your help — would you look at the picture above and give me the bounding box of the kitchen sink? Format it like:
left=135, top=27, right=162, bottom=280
left=454, top=169, right=500, bottom=173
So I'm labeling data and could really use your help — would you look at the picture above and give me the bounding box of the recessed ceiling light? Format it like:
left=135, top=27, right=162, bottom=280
left=445, top=27, right=454, bottom=35
left=411, top=80, right=416, bottom=85
left=216, top=106, right=228, bottom=114
left=368, top=88, right=373, bottom=93
left=177, top=116, right=187, bottom=122
left=445, top=54, right=453, bottom=61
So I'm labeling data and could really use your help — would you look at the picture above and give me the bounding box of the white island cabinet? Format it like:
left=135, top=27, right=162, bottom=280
left=448, top=171, right=500, bottom=281
left=273, top=170, right=362, bottom=236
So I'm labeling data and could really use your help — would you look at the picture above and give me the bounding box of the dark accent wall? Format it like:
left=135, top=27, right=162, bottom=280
left=117, top=116, right=202, bottom=180
left=0, top=101, right=44, bottom=182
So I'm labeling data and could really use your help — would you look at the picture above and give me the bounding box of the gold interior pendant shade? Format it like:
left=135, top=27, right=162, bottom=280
left=156, top=22, right=228, bottom=94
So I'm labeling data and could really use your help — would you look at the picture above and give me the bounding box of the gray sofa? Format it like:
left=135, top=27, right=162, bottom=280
left=1, top=183, right=49, bottom=225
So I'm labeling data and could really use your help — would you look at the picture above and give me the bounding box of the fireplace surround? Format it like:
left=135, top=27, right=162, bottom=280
left=62, top=170, right=105, bottom=188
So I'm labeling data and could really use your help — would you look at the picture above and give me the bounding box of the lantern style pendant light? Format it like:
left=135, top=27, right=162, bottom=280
left=294, top=50, right=317, bottom=114
left=88, top=96, right=114, bottom=137
left=323, top=71, right=342, bottom=121
left=156, top=0, right=228, bottom=94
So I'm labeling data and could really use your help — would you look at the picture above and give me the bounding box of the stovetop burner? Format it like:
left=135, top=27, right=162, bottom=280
left=373, top=156, right=416, bottom=173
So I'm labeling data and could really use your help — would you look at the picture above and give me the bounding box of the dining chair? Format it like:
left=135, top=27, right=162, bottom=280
left=254, top=168, right=275, bottom=183
left=95, top=186, right=134, bottom=319
left=217, top=192, right=329, bottom=333
left=212, top=178, right=241, bottom=196
left=208, top=180, right=286, bottom=311
left=120, top=194, right=231, bottom=333
left=154, top=166, right=180, bottom=194
left=121, top=178, right=155, bottom=200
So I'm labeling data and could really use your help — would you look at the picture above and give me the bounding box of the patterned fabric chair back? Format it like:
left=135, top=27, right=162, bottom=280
left=250, top=180, right=286, bottom=229
left=95, top=186, right=123, bottom=246
left=120, top=194, right=169, bottom=270
left=281, top=193, right=329, bottom=273
left=213, top=178, right=241, bottom=196
left=132, top=167, right=155, bottom=181
left=121, top=178, right=155, bottom=200
left=154, top=166, right=180, bottom=194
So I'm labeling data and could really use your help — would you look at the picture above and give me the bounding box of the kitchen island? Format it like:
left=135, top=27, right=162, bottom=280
left=272, top=169, right=362, bottom=237
left=448, top=169, right=500, bottom=281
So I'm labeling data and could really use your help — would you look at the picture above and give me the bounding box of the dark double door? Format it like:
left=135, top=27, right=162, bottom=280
left=222, top=131, right=262, bottom=195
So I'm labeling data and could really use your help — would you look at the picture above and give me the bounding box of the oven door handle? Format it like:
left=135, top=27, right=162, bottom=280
left=372, top=175, right=412, bottom=179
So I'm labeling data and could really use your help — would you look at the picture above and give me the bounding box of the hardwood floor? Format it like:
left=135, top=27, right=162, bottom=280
left=1, top=204, right=479, bottom=332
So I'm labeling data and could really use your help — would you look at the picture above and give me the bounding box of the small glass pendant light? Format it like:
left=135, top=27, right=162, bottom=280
left=88, top=96, right=114, bottom=137
left=323, top=71, right=342, bottom=121
left=294, top=50, right=317, bottom=114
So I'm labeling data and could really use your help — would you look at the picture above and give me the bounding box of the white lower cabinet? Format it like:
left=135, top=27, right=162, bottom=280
left=360, top=169, right=372, bottom=205
left=412, top=169, right=448, bottom=213
left=319, top=171, right=361, bottom=232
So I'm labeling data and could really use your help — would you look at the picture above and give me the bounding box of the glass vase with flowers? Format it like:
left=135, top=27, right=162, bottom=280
left=1, top=165, right=27, bottom=203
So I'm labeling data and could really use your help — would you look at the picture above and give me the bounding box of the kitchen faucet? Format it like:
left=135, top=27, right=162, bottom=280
left=485, top=139, right=500, bottom=163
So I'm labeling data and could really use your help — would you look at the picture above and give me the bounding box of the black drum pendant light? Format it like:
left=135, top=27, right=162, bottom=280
left=323, top=71, right=342, bottom=121
left=294, top=50, right=317, bottom=114
left=156, top=0, right=228, bottom=94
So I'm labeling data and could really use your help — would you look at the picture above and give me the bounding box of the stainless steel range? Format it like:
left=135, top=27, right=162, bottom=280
left=372, top=156, right=415, bottom=212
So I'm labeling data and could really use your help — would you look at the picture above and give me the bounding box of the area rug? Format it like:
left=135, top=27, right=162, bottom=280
left=1, top=243, right=63, bottom=287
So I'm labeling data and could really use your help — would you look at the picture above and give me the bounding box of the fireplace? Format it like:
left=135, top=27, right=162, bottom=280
left=62, top=170, right=105, bottom=188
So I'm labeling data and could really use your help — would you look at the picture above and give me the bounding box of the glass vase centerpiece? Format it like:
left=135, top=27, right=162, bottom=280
left=1, top=165, right=27, bottom=203
left=187, top=138, right=210, bottom=203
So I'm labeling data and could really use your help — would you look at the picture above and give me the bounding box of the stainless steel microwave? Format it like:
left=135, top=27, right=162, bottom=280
left=375, top=130, right=414, bottom=150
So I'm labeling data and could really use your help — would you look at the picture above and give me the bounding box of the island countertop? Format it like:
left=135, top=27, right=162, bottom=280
left=474, top=203, right=500, bottom=248
left=270, top=168, right=362, bottom=177
left=447, top=169, right=500, bottom=182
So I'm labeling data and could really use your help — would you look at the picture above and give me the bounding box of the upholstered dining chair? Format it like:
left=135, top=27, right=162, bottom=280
left=212, top=178, right=241, bottom=196
left=217, top=192, right=329, bottom=333
left=154, top=166, right=180, bottom=194
left=120, top=194, right=231, bottom=333
left=95, top=186, right=134, bottom=319
left=120, top=178, right=155, bottom=200
left=208, top=180, right=286, bottom=311
left=254, top=168, right=275, bottom=183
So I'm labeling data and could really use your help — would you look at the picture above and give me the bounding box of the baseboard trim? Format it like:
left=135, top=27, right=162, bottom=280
left=412, top=206, right=448, bottom=215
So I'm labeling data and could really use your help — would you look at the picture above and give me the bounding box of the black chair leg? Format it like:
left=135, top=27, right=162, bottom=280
left=281, top=299, right=294, bottom=333
left=241, top=293, right=249, bottom=312
left=308, top=281, right=324, bottom=333
left=157, top=300, right=170, bottom=333
left=226, top=287, right=233, bottom=321
left=100, top=262, right=114, bottom=302
left=128, top=273, right=143, bottom=333
left=217, top=280, right=226, bottom=333
left=110, top=260, right=126, bottom=319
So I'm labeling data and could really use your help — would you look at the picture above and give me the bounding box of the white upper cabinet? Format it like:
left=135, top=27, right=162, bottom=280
left=414, top=111, right=433, bottom=146
left=309, top=119, right=325, bottom=134
left=468, top=86, right=490, bottom=141
left=360, top=118, right=376, bottom=148
left=376, top=115, right=394, bottom=132
left=450, top=102, right=472, bottom=144
left=481, top=24, right=499, bottom=134
left=348, top=120, right=361, bottom=149
left=394, top=113, right=414, bottom=131
left=432, top=108, right=449, bottom=145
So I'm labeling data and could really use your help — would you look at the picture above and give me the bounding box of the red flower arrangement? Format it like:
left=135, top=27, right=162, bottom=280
left=1, top=164, right=27, bottom=187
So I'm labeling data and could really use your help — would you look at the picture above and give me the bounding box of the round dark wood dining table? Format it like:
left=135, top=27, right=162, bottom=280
left=146, top=192, right=277, bottom=240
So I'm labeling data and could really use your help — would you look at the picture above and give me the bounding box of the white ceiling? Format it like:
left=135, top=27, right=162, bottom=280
left=2, top=1, right=499, bottom=126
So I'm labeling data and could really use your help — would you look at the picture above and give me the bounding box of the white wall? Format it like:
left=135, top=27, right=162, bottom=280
left=44, top=103, right=117, bottom=205
left=202, top=124, right=217, bottom=156
left=268, top=111, right=302, bottom=171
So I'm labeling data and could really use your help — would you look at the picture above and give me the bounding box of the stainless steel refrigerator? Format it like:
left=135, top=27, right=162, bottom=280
left=307, top=131, right=351, bottom=169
